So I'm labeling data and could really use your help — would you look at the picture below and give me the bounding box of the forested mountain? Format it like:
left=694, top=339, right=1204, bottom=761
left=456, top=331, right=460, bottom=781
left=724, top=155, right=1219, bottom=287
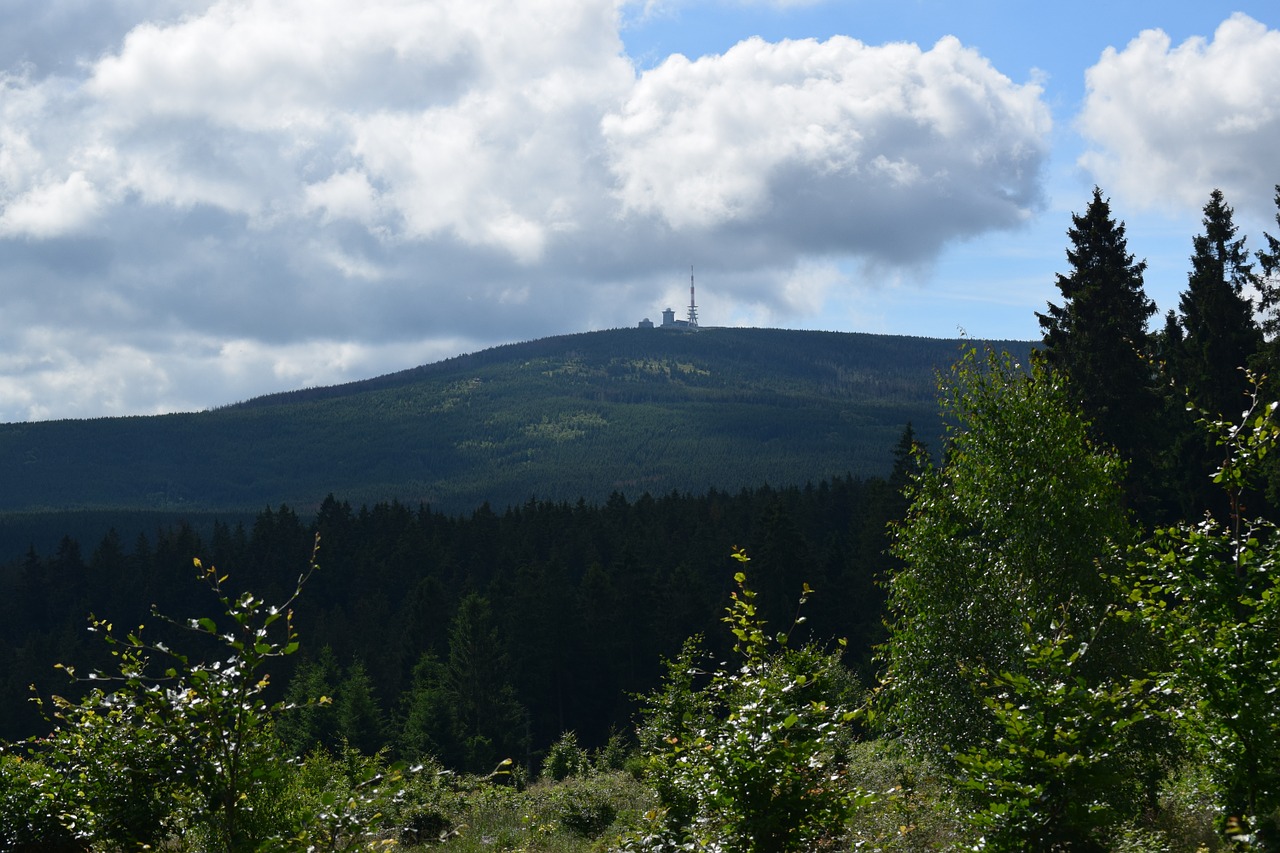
left=0, top=327, right=991, bottom=754
left=9, top=186, right=1280, bottom=850
left=0, top=327, right=1026, bottom=530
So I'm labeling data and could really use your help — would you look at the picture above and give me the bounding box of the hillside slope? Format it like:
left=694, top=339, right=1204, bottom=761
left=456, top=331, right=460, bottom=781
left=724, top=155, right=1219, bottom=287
left=0, top=327, right=1031, bottom=515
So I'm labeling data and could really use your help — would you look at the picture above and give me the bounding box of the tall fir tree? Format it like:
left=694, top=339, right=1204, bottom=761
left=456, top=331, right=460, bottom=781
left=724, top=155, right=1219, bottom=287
left=1037, top=187, right=1160, bottom=513
left=1175, top=188, right=1262, bottom=419
left=1162, top=189, right=1266, bottom=520
left=1255, top=185, right=1280, bottom=377
left=1258, top=185, right=1280, bottom=304
left=1251, top=185, right=1280, bottom=513
left=445, top=593, right=530, bottom=773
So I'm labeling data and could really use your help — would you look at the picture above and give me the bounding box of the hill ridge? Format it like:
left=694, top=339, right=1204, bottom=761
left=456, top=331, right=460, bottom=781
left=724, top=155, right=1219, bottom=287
left=1, top=327, right=1032, bottom=517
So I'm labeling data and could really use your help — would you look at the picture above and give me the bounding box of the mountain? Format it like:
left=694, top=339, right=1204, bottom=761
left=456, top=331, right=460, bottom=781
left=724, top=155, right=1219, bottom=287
left=0, top=327, right=1032, bottom=518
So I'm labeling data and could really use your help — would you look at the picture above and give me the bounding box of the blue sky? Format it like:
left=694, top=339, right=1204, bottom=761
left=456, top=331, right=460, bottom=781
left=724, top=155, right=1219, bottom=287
left=620, top=0, right=1280, bottom=339
left=1, top=1, right=1278, bottom=420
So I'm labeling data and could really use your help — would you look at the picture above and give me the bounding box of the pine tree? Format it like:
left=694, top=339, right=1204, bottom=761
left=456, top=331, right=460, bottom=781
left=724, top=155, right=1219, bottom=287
left=1175, top=189, right=1262, bottom=419
left=1038, top=187, right=1159, bottom=511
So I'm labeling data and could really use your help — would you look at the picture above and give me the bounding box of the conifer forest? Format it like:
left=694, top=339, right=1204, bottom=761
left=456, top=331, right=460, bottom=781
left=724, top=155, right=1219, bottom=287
left=5, top=185, right=1280, bottom=850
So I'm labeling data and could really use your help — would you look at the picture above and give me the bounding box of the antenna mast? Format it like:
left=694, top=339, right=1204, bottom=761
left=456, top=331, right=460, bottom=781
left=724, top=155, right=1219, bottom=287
left=687, top=266, right=699, bottom=329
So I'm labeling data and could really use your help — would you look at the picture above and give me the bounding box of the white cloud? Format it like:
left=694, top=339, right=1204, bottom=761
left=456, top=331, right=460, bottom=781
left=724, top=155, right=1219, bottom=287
left=0, top=325, right=476, bottom=421
left=603, top=35, right=1049, bottom=260
left=0, top=172, right=102, bottom=238
left=1078, top=13, right=1280, bottom=217
left=304, top=170, right=381, bottom=227
left=0, top=0, right=1054, bottom=421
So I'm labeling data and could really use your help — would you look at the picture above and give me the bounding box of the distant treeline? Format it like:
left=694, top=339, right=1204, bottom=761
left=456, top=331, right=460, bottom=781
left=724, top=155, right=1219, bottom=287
left=0, top=459, right=913, bottom=763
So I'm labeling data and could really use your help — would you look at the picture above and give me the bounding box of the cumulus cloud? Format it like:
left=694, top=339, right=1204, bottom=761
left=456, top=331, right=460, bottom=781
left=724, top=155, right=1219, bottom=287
left=604, top=35, right=1048, bottom=262
left=0, top=0, right=1051, bottom=421
left=1078, top=13, right=1280, bottom=217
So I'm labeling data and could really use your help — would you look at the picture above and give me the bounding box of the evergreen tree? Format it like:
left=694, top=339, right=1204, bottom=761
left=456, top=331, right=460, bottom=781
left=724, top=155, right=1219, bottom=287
left=1174, top=188, right=1262, bottom=419
left=335, top=659, right=387, bottom=755
left=1037, top=188, right=1160, bottom=510
left=1254, top=186, right=1280, bottom=406
left=1255, top=184, right=1280, bottom=341
left=398, top=651, right=455, bottom=763
left=1164, top=190, right=1265, bottom=518
left=276, top=647, right=341, bottom=756
left=445, top=593, right=529, bottom=773
left=887, top=422, right=926, bottom=496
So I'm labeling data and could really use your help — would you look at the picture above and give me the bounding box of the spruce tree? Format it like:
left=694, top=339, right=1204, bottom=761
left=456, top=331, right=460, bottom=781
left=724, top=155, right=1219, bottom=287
left=1258, top=185, right=1280, bottom=329
left=1038, top=187, right=1159, bottom=512
left=1175, top=188, right=1262, bottom=419
left=1255, top=185, right=1280, bottom=378
left=1161, top=190, right=1266, bottom=519
left=445, top=594, right=529, bottom=773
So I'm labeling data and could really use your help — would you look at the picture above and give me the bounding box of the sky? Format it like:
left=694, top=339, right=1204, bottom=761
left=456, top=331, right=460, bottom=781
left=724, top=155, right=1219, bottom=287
left=2, top=1, right=1279, bottom=422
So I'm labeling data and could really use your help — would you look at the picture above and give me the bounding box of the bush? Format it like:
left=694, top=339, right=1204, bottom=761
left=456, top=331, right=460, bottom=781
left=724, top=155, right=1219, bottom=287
left=28, top=551, right=317, bottom=851
left=843, top=739, right=970, bottom=850
left=593, top=727, right=632, bottom=773
left=0, top=754, right=84, bottom=851
left=630, top=553, right=868, bottom=852
left=8, top=537, right=418, bottom=852
left=543, top=731, right=591, bottom=782
left=281, top=744, right=421, bottom=851
left=547, top=775, right=621, bottom=838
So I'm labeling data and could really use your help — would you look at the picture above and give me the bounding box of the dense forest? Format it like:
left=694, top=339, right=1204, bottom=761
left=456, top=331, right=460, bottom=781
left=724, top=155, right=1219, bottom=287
left=3, top=184, right=1280, bottom=851
left=0, top=473, right=909, bottom=756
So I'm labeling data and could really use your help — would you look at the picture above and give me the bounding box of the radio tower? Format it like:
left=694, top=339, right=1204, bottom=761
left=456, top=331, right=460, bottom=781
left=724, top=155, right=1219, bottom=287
left=687, top=266, right=699, bottom=329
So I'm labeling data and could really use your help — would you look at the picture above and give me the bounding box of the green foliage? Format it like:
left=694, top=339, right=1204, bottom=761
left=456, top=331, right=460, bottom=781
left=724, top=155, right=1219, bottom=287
left=27, top=545, right=320, bottom=850
left=1038, top=187, right=1157, bottom=460
left=397, top=649, right=455, bottom=762
left=543, top=774, right=623, bottom=838
left=7, top=536, right=421, bottom=852
left=543, top=731, right=591, bottom=782
left=1, top=473, right=902, bottom=762
left=1037, top=187, right=1165, bottom=519
left=1258, top=185, right=1280, bottom=343
left=335, top=659, right=388, bottom=756
left=632, top=552, right=866, bottom=852
left=282, top=745, right=417, bottom=853
left=881, top=346, right=1181, bottom=848
left=882, top=347, right=1137, bottom=761
left=0, top=753, right=83, bottom=850
left=1125, top=387, right=1280, bottom=847
left=277, top=646, right=342, bottom=756
left=952, top=617, right=1158, bottom=851
left=444, top=593, right=530, bottom=774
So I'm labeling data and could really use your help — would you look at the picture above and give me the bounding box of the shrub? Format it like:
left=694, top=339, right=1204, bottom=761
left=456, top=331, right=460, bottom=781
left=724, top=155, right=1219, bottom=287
left=547, top=775, right=620, bottom=838
left=12, top=536, right=415, bottom=852
left=630, top=552, right=868, bottom=852
left=1123, top=391, right=1280, bottom=848
left=0, top=754, right=85, bottom=851
left=543, top=731, right=591, bottom=782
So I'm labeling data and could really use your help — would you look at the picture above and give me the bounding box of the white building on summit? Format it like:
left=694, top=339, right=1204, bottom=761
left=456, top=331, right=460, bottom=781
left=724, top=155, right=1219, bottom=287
left=639, top=268, right=700, bottom=330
